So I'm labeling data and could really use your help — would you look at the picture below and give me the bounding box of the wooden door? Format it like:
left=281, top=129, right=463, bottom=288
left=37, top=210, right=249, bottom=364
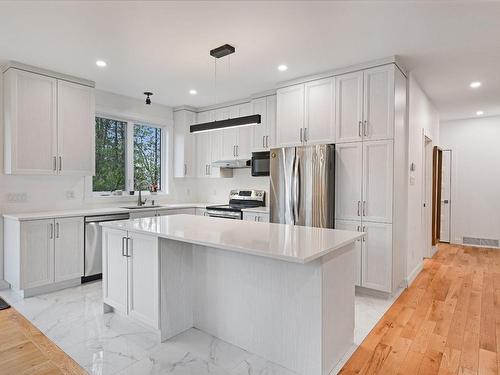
left=440, top=150, right=452, bottom=242
left=276, top=84, right=304, bottom=147
left=54, top=217, right=84, bottom=282
left=128, top=233, right=159, bottom=329
left=4, top=69, right=58, bottom=175
left=335, top=143, right=363, bottom=221
left=102, top=227, right=129, bottom=314
left=20, top=219, right=54, bottom=289
left=361, top=221, right=392, bottom=292
left=363, top=65, right=394, bottom=141
left=304, top=77, right=335, bottom=144
left=57, top=80, right=95, bottom=175
left=335, top=71, right=363, bottom=143
left=362, top=140, right=394, bottom=223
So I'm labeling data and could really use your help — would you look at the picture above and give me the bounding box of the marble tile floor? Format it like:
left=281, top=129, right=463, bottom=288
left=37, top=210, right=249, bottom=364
left=0, top=282, right=400, bottom=375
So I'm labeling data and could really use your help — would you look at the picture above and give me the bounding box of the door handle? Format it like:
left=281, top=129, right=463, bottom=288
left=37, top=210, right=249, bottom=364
left=262, top=136, right=265, bottom=148
left=55, top=222, right=60, bottom=238
left=358, top=121, right=362, bottom=137
left=363, top=120, right=368, bottom=137
left=49, top=223, right=54, bottom=239
left=362, top=226, right=366, bottom=242
left=357, top=201, right=361, bottom=216
left=265, top=135, right=269, bottom=148
left=304, top=128, right=308, bottom=142
left=443, top=200, right=449, bottom=204
left=53, top=156, right=57, bottom=171
left=236, top=145, right=238, bottom=157
left=362, top=201, right=366, bottom=216
left=293, top=155, right=301, bottom=223
left=121, top=237, right=127, bottom=256
left=184, top=164, right=187, bottom=175
left=299, top=128, right=303, bottom=143
left=357, top=225, right=361, bottom=241
left=126, top=237, right=132, bottom=257
left=59, top=156, right=62, bottom=171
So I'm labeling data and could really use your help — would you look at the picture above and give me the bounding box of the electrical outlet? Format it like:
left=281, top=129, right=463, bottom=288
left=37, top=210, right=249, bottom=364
left=66, top=190, right=75, bottom=199
left=7, top=193, right=27, bottom=203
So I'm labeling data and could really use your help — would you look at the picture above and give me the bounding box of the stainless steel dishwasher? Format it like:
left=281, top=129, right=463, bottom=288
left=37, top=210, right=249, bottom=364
left=83, top=213, right=130, bottom=283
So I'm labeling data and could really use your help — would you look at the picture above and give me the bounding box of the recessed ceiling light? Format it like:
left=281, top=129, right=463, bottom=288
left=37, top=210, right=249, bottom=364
left=96, top=60, right=107, bottom=68
left=476, top=110, right=484, bottom=116
left=189, top=89, right=197, bottom=95
left=470, top=81, right=481, bottom=88
left=277, top=64, right=288, bottom=72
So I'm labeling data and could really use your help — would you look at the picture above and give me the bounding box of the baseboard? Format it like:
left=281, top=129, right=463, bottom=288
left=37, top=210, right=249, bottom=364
left=406, top=262, right=423, bottom=287
left=0, top=280, right=10, bottom=290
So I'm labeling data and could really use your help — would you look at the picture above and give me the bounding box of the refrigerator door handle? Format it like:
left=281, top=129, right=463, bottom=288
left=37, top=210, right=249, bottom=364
left=292, top=153, right=300, bottom=224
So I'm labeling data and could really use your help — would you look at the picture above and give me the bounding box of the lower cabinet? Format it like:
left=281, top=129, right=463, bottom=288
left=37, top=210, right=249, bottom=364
left=102, top=227, right=160, bottom=330
left=335, top=219, right=392, bottom=292
left=5, top=216, right=84, bottom=295
left=129, top=207, right=196, bottom=219
left=242, top=211, right=269, bottom=222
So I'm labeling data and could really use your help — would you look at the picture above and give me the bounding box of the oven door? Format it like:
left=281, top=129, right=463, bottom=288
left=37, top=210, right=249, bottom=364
left=251, top=151, right=270, bottom=176
left=206, top=209, right=242, bottom=220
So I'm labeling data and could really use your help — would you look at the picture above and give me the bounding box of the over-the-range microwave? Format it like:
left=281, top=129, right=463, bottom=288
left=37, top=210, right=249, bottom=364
left=251, top=151, right=270, bottom=176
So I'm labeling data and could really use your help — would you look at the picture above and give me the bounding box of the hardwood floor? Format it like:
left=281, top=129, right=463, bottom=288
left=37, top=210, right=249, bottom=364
left=340, top=243, right=500, bottom=375
left=0, top=306, right=87, bottom=375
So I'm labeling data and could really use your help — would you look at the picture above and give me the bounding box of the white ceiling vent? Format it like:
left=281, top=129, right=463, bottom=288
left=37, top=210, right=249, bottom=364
left=463, top=237, right=499, bottom=248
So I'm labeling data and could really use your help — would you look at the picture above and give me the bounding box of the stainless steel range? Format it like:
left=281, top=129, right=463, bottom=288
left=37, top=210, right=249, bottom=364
left=206, top=189, right=266, bottom=219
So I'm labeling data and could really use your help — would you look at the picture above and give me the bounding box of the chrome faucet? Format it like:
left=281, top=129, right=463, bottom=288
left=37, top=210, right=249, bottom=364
left=137, top=190, right=147, bottom=206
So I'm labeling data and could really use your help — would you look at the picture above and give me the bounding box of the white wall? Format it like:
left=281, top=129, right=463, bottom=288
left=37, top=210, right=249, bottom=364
left=406, top=73, right=440, bottom=283
left=440, top=115, right=500, bottom=245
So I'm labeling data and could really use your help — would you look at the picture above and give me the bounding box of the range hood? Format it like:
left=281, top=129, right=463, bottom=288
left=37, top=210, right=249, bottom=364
left=211, top=159, right=250, bottom=169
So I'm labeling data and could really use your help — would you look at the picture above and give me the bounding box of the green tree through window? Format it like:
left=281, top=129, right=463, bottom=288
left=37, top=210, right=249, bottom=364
left=134, top=124, right=161, bottom=191
left=93, top=117, right=126, bottom=192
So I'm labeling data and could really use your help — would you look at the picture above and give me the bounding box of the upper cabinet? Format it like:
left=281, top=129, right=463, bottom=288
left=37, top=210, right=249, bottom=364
left=276, top=78, right=335, bottom=147
left=336, top=65, right=395, bottom=143
left=3, top=65, right=95, bottom=175
left=251, top=95, right=276, bottom=152
left=173, top=110, right=197, bottom=178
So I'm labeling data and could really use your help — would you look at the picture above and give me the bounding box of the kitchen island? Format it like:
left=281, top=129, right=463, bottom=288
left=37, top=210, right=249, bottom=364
left=100, top=215, right=362, bottom=375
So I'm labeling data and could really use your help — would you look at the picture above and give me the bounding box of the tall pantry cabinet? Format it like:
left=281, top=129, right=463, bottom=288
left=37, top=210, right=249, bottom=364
left=335, top=64, right=407, bottom=293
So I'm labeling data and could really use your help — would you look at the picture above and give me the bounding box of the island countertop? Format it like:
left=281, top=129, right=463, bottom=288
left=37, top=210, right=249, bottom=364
left=100, top=214, right=363, bottom=264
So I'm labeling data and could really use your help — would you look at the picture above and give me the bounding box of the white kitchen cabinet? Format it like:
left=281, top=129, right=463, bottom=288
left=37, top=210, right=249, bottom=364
left=276, top=84, right=304, bottom=147
left=103, top=227, right=129, bottom=314
left=219, top=103, right=252, bottom=160
left=20, top=219, right=55, bottom=289
left=127, top=232, right=159, bottom=328
left=4, top=215, right=84, bottom=297
left=335, top=220, right=362, bottom=286
left=3, top=65, right=95, bottom=176
left=363, top=65, right=395, bottom=141
left=156, top=208, right=196, bottom=216
left=242, top=211, right=269, bottom=222
left=57, top=80, right=95, bottom=176
left=3, top=69, right=58, bottom=175
left=195, top=110, right=220, bottom=178
left=234, top=103, right=252, bottom=159
left=361, top=222, right=392, bottom=292
left=362, top=140, right=393, bottom=223
left=335, top=71, right=364, bottom=143
left=251, top=95, right=277, bottom=151
left=335, top=143, right=363, bottom=221
left=102, top=227, right=160, bottom=329
left=173, top=110, right=197, bottom=178
left=54, top=217, right=84, bottom=282
left=304, top=77, right=335, bottom=145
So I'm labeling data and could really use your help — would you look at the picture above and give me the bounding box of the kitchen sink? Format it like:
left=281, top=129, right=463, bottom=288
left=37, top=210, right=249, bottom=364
left=121, top=205, right=161, bottom=209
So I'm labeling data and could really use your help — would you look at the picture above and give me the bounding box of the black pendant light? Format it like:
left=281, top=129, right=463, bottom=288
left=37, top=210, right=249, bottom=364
left=144, top=92, right=153, bottom=105
left=190, top=44, right=261, bottom=133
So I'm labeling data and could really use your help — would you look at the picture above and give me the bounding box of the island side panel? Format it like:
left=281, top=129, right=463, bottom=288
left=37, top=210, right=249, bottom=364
left=159, top=239, right=194, bottom=341
left=321, top=242, right=356, bottom=375
left=192, top=244, right=323, bottom=375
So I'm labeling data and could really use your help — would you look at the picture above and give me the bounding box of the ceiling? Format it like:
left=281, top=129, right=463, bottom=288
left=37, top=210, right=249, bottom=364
left=0, top=1, right=499, bottom=121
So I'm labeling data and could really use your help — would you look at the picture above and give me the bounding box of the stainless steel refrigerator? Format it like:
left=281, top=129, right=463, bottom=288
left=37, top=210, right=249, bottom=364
left=270, top=144, right=335, bottom=228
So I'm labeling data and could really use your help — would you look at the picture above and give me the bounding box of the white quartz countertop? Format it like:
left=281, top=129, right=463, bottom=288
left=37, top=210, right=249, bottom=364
left=100, top=214, right=363, bottom=263
left=3, top=203, right=216, bottom=221
left=241, top=207, right=269, bottom=214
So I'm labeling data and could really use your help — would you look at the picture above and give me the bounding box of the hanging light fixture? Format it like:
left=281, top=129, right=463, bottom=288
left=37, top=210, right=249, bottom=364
left=144, top=92, right=153, bottom=105
left=190, top=44, right=261, bottom=133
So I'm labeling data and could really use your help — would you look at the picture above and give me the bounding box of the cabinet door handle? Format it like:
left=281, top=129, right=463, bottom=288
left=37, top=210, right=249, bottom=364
left=53, top=156, right=57, bottom=171
left=236, top=145, right=238, bottom=157
left=126, top=237, right=132, bottom=257
left=300, top=128, right=303, bottom=143
left=266, top=135, right=269, bottom=148
left=357, top=225, right=361, bottom=241
left=184, top=164, right=187, bottom=175
left=55, top=222, right=60, bottom=238
left=358, top=121, right=362, bottom=137
left=362, top=201, right=366, bottom=216
left=59, top=156, right=62, bottom=171
left=49, top=223, right=54, bottom=239
left=357, top=201, right=361, bottom=216
left=363, top=120, right=368, bottom=137
left=262, top=136, right=265, bottom=148
left=304, top=128, right=308, bottom=142
left=362, top=226, right=366, bottom=242
left=121, top=237, right=127, bottom=256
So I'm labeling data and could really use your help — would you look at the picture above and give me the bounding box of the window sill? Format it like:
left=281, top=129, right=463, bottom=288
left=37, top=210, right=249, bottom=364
left=85, top=191, right=168, bottom=203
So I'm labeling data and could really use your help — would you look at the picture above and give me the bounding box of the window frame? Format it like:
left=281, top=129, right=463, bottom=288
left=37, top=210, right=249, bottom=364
left=85, top=112, right=170, bottom=200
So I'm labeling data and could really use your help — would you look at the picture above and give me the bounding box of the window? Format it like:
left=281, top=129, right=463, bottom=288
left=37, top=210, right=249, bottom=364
left=93, top=116, right=165, bottom=195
